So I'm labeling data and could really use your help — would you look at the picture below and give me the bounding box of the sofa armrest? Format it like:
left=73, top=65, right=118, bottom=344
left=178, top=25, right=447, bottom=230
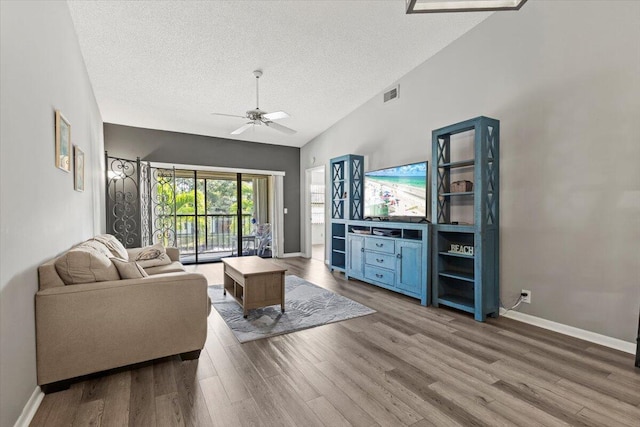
left=35, top=272, right=208, bottom=385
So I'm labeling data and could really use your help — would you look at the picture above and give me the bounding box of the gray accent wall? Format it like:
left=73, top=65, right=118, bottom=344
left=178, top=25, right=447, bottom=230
left=104, top=124, right=301, bottom=253
left=0, top=2, right=105, bottom=425
left=301, top=1, right=640, bottom=343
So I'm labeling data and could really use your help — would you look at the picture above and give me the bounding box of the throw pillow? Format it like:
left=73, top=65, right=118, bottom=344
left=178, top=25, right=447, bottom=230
left=55, top=245, right=120, bottom=285
left=93, top=234, right=128, bottom=260
left=133, top=242, right=172, bottom=268
left=112, top=258, right=149, bottom=279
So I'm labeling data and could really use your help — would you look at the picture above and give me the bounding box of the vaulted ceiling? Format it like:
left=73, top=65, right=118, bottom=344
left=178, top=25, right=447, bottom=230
left=68, top=1, right=489, bottom=147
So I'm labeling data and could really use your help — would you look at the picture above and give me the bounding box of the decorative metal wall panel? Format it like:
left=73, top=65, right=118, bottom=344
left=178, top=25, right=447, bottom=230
left=140, top=162, right=151, bottom=246
left=106, top=154, right=178, bottom=249
left=105, top=155, right=141, bottom=248
left=149, top=167, right=177, bottom=247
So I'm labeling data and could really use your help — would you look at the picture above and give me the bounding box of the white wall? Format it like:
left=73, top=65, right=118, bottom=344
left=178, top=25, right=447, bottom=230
left=0, top=2, right=104, bottom=425
left=312, top=224, right=324, bottom=245
left=301, top=1, right=640, bottom=342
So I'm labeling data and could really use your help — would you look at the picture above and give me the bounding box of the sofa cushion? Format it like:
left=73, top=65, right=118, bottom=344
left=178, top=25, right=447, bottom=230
left=93, top=234, right=128, bottom=260
left=38, top=258, right=66, bottom=290
left=144, top=261, right=185, bottom=276
left=112, top=258, right=149, bottom=279
left=130, top=243, right=172, bottom=268
left=55, top=245, right=120, bottom=285
left=76, top=239, right=113, bottom=259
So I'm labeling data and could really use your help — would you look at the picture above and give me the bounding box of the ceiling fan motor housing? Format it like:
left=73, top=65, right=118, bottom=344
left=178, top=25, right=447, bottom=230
left=247, top=109, right=265, bottom=121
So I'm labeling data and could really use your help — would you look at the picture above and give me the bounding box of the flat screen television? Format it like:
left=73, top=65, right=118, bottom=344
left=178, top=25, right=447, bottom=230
left=364, top=161, right=428, bottom=219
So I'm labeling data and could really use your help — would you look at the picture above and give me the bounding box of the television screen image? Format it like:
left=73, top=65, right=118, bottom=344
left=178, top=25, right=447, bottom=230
left=364, top=161, right=427, bottom=218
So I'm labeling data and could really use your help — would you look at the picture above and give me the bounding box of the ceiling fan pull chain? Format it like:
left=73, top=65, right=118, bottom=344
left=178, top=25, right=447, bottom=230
left=256, top=72, right=259, bottom=109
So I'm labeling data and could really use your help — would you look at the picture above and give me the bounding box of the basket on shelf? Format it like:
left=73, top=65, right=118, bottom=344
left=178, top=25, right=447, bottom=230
left=451, top=180, right=473, bottom=192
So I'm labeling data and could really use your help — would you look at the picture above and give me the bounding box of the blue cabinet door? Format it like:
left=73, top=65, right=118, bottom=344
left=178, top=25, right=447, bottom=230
left=347, top=235, right=365, bottom=279
left=396, top=241, right=422, bottom=295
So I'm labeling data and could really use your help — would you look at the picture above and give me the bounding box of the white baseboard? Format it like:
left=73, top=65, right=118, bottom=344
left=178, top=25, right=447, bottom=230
left=280, top=252, right=304, bottom=258
left=500, top=308, right=636, bottom=354
left=14, top=386, right=43, bottom=427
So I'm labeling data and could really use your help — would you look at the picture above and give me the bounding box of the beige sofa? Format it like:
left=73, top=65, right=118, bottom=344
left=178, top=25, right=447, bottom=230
left=36, top=235, right=210, bottom=393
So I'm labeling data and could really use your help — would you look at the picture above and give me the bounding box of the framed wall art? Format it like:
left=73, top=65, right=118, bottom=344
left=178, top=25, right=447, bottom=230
left=74, top=145, right=84, bottom=191
left=55, top=110, right=71, bottom=172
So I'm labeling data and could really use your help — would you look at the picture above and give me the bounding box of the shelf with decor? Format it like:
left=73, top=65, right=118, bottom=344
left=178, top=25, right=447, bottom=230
left=431, top=116, right=500, bottom=321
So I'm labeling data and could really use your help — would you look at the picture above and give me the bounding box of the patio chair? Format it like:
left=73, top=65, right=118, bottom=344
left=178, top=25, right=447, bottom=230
left=255, top=223, right=272, bottom=256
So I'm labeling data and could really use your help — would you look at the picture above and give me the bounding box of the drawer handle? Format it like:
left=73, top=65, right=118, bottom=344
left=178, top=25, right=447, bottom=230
left=375, top=243, right=383, bottom=247
left=375, top=273, right=383, bottom=278
left=376, top=258, right=384, bottom=263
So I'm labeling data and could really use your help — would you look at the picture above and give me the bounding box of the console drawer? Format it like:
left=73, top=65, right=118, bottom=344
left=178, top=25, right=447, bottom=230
left=364, top=237, right=395, bottom=254
left=364, top=251, right=396, bottom=269
left=364, top=266, right=395, bottom=287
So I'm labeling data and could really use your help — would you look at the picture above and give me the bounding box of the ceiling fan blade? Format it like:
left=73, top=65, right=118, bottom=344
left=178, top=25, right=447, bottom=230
left=231, top=123, right=254, bottom=135
left=265, top=121, right=296, bottom=135
left=211, top=112, right=246, bottom=118
left=262, top=111, right=290, bottom=121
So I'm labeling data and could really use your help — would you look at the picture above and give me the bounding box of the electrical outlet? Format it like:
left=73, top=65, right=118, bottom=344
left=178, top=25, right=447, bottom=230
left=521, top=289, right=531, bottom=304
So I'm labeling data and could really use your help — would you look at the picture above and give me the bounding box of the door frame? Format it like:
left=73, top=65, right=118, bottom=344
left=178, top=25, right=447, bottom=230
left=304, top=165, right=326, bottom=261
left=151, top=161, right=285, bottom=260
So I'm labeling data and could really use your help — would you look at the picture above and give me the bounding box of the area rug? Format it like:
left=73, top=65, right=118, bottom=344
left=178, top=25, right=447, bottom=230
left=208, top=275, right=375, bottom=343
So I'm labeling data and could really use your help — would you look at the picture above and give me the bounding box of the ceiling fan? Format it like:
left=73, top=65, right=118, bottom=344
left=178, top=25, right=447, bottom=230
left=211, top=70, right=296, bottom=136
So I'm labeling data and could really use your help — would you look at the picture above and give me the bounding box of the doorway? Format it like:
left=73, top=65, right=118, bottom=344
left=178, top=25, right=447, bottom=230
left=306, top=166, right=326, bottom=262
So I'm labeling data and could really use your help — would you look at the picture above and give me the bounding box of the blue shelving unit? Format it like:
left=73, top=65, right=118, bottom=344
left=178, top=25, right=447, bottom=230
left=431, top=116, right=500, bottom=321
left=329, top=154, right=364, bottom=272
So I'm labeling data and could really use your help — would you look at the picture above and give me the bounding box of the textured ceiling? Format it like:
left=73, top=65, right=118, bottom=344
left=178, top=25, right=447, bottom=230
left=67, top=1, right=489, bottom=148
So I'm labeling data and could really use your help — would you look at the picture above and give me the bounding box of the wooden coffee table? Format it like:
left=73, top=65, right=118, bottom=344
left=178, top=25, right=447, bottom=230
left=221, top=256, right=287, bottom=318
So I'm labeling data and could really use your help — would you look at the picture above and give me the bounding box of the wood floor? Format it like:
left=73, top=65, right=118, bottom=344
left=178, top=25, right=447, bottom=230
left=30, top=257, right=639, bottom=427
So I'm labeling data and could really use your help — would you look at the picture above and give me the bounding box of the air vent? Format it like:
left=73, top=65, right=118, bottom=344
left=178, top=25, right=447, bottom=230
left=383, top=85, right=399, bottom=103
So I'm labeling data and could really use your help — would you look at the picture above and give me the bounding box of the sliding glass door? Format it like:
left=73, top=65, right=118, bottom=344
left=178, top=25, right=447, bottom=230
left=242, top=174, right=271, bottom=258
left=170, top=170, right=269, bottom=263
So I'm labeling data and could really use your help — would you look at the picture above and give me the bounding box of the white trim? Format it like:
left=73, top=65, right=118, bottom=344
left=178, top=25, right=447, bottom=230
left=500, top=309, right=636, bottom=354
left=280, top=252, right=304, bottom=258
left=273, top=176, right=285, bottom=258
left=13, top=387, right=44, bottom=427
left=150, top=161, right=286, bottom=176
left=268, top=175, right=277, bottom=257
left=303, top=168, right=312, bottom=258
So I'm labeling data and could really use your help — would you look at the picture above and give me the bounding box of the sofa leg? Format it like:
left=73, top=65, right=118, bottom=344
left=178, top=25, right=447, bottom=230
left=40, top=380, right=71, bottom=394
left=179, top=350, right=201, bottom=361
